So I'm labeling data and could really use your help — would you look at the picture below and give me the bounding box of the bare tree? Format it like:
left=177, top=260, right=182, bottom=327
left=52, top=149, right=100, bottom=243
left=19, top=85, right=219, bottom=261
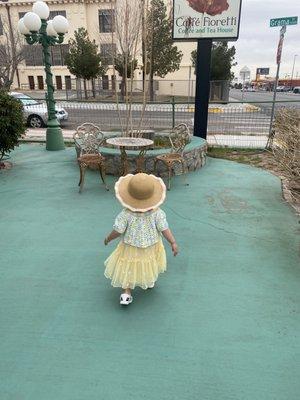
left=0, top=10, right=24, bottom=89
left=97, top=0, right=155, bottom=137
left=109, top=0, right=145, bottom=136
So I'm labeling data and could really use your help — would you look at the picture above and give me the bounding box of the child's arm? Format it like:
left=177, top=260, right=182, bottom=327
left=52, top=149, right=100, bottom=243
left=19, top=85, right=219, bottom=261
left=105, top=210, right=127, bottom=245
left=104, top=230, right=121, bottom=245
left=161, top=229, right=178, bottom=256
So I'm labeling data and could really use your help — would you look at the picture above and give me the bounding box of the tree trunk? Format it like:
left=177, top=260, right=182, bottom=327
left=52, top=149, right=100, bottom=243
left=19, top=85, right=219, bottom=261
left=91, top=79, right=96, bottom=98
left=6, top=4, right=20, bottom=88
left=120, top=77, right=125, bottom=101
left=83, top=79, right=88, bottom=99
left=149, top=72, right=154, bottom=102
left=141, top=0, right=145, bottom=92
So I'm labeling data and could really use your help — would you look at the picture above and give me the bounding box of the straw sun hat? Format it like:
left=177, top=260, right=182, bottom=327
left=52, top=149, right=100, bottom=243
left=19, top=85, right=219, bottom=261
left=115, top=173, right=166, bottom=212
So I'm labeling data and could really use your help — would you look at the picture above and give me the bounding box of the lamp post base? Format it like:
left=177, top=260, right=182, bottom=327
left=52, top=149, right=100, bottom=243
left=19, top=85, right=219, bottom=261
left=46, top=119, right=65, bottom=151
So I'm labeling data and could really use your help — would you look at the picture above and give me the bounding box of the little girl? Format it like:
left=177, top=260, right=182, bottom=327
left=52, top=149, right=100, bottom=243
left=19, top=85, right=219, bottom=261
left=104, top=173, right=178, bottom=305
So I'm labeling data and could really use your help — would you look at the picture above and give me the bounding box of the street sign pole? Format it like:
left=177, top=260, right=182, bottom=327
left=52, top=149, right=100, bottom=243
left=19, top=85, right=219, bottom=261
left=267, top=16, right=298, bottom=147
left=267, top=25, right=286, bottom=147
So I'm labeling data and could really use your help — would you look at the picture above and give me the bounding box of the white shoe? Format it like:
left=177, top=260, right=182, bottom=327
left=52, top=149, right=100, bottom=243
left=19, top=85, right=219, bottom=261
left=120, top=293, right=133, bottom=305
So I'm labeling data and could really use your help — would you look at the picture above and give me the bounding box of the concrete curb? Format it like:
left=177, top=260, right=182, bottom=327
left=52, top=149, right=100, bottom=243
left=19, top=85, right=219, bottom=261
left=21, top=129, right=268, bottom=149
left=187, top=103, right=260, bottom=113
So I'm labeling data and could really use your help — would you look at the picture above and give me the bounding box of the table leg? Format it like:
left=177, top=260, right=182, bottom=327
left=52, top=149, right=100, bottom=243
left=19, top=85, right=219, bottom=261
left=120, top=146, right=129, bottom=176
left=136, top=148, right=149, bottom=173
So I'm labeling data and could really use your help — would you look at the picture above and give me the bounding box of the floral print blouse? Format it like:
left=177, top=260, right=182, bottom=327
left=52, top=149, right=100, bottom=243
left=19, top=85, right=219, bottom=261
left=113, top=208, right=169, bottom=248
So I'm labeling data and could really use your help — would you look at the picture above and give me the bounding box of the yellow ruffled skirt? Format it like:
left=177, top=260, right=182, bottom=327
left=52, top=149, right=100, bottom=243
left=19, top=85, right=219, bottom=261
left=104, top=238, right=167, bottom=289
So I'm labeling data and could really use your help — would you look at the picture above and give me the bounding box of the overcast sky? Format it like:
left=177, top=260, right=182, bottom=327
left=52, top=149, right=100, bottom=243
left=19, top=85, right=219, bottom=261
left=232, top=0, right=300, bottom=79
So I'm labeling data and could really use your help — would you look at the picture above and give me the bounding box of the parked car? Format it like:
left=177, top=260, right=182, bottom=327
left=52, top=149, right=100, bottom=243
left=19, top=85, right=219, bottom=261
left=241, top=87, right=256, bottom=92
left=276, top=86, right=292, bottom=92
left=293, top=87, right=300, bottom=94
left=10, top=92, right=68, bottom=128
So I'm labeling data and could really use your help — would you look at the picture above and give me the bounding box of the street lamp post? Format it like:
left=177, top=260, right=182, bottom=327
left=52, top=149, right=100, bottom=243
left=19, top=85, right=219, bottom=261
left=290, top=54, right=298, bottom=89
left=18, top=1, right=69, bottom=151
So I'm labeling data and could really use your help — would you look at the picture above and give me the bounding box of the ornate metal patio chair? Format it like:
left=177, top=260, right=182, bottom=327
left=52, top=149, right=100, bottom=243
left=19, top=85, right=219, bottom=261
left=73, top=123, right=108, bottom=193
left=154, top=123, right=190, bottom=190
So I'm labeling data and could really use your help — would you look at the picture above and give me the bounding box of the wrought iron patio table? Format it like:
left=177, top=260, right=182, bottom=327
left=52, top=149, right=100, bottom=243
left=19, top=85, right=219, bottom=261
left=106, top=137, right=154, bottom=176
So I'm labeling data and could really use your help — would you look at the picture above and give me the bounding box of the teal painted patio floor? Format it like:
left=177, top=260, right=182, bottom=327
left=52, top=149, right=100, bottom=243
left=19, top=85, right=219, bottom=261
left=1, top=144, right=299, bottom=400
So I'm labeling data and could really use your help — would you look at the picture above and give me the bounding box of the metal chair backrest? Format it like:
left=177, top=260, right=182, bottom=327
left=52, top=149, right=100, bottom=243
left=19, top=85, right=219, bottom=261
left=169, top=123, right=190, bottom=154
left=73, top=123, right=104, bottom=155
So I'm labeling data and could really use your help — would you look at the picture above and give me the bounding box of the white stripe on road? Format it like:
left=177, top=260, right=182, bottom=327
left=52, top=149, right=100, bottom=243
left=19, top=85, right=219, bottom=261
left=56, top=102, right=261, bottom=114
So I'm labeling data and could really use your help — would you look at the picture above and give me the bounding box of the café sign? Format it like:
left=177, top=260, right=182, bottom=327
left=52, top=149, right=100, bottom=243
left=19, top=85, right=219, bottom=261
left=172, top=0, right=242, bottom=40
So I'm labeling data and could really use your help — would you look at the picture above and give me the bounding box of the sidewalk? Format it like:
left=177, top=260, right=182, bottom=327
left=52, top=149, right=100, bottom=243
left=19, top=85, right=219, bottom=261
left=1, top=144, right=299, bottom=400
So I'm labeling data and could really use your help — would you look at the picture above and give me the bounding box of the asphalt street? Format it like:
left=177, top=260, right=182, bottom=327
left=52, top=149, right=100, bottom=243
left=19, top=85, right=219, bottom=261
left=229, top=88, right=300, bottom=112
left=26, top=88, right=299, bottom=136
left=60, top=108, right=270, bottom=137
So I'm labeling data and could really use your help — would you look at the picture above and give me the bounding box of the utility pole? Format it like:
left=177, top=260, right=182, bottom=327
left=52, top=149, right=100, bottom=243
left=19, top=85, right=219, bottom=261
left=290, top=54, right=298, bottom=88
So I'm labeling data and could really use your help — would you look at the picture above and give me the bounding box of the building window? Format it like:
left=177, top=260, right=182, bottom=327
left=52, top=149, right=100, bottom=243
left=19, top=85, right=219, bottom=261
left=28, top=76, right=35, bottom=90
left=24, top=45, right=43, bottom=66
left=60, top=44, right=69, bottom=63
left=37, top=75, right=44, bottom=90
left=24, top=44, right=69, bottom=66
left=65, top=75, right=71, bottom=90
left=55, top=75, right=62, bottom=90
left=20, top=11, right=66, bottom=20
left=111, top=75, right=116, bottom=90
left=51, top=46, right=61, bottom=66
left=0, top=16, right=3, bottom=36
left=99, top=10, right=115, bottom=33
left=51, top=44, right=69, bottom=66
left=102, top=75, right=109, bottom=90
left=100, top=43, right=116, bottom=57
left=49, top=10, right=67, bottom=19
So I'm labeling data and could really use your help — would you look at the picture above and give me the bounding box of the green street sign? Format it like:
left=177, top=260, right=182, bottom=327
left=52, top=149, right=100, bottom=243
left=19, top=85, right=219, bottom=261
left=270, top=16, right=298, bottom=27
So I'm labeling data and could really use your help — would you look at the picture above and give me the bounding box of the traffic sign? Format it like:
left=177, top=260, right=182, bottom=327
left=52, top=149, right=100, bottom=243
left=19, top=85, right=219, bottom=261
left=276, top=26, right=286, bottom=64
left=270, top=16, right=298, bottom=27
left=277, top=36, right=284, bottom=64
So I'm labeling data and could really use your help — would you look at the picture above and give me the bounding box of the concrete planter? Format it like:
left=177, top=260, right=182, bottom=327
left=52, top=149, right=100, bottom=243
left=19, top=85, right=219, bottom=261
left=75, top=135, right=207, bottom=176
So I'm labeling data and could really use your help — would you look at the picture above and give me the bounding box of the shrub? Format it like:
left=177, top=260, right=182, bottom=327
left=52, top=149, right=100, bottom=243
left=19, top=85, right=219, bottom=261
left=0, top=90, right=26, bottom=164
left=272, top=108, right=300, bottom=202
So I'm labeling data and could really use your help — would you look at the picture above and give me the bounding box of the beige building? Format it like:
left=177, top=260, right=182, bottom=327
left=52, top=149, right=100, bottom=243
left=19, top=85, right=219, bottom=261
left=0, top=0, right=196, bottom=96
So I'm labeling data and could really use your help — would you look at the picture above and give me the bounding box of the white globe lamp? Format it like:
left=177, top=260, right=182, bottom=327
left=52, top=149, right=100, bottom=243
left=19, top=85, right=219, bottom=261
left=18, top=18, right=31, bottom=35
left=32, top=1, right=50, bottom=20
left=52, top=15, right=69, bottom=34
left=23, top=12, right=42, bottom=32
left=46, top=20, right=57, bottom=37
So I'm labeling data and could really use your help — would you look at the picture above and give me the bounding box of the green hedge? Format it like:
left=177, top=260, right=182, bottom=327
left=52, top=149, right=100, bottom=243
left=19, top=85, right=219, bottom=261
left=0, top=90, right=26, bottom=162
